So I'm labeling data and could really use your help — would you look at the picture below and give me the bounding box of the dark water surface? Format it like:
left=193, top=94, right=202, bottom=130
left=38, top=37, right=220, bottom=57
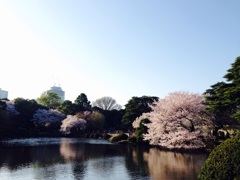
left=0, top=138, right=207, bottom=180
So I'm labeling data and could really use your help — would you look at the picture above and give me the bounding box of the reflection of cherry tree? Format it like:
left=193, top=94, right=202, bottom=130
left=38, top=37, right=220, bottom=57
left=146, top=148, right=206, bottom=180
left=60, top=138, right=85, bottom=160
left=133, top=92, right=213, bottom=150
left=60, top=115, right=86, bottom=135
left=32, top=109, right=65, bottom=126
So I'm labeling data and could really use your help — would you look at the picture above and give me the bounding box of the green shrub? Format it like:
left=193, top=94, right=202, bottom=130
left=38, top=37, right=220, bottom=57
left=110, top=133, right=128, bottom=143
left=84, top=133, right=90, bottom=138
left=118, top=140, right=129, bottom=144
left=93, top=132, right=101, bottom=139
left=89, top=133, right=95, bottom=138
left=136, top=118, right=150, bottom=144
left=102, top=133, right=111, bottom=140
left=198, top=133, right=240, bottom=180
left=128, top=135, right=137, bottom=143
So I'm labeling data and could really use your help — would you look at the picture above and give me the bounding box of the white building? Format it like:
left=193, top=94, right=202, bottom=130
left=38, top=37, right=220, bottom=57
left=48, top=86, right=65, bottom=101
left=0, top=88, right=8, bottom=99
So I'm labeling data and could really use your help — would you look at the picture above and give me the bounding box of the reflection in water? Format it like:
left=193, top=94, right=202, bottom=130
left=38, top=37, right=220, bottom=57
left=60, top=138, right=85, bottom=160
left=0, top=138, right=207, bottom=180
left=146, top=148, right=206, bottom=180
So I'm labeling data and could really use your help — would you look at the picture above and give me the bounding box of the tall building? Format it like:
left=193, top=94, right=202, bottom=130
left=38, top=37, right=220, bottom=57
left=0, top=88, right=8, bottom=99
left=48, top=86, right=65, bottom=101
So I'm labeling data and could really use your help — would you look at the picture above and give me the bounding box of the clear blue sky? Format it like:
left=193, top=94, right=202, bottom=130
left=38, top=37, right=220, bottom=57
left=0, top=0, right=239, bottom=106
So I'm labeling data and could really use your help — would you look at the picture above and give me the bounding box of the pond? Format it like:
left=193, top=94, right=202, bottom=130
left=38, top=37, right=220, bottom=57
left=0, top=138, right=207, bottom=180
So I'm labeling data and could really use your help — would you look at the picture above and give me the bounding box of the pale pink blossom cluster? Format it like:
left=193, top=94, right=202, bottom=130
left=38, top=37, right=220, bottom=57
left=5, top=101, right=20, bottom=116
left=77, top=111, right=92, bottom=120
left=60, top=115, right=87, bottom=134
left=132, top=91, right=213, bottom=150
left=32, top=109, right=65, bottom=126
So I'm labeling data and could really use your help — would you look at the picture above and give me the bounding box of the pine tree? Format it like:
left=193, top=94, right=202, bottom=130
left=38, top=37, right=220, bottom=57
left=204, top=56, right=240, bottom=126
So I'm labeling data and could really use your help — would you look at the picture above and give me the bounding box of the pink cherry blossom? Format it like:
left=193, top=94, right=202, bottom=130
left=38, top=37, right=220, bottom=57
left=60, top=115, right=86, bottom=135
left=133, top=91, right=213, bottom=150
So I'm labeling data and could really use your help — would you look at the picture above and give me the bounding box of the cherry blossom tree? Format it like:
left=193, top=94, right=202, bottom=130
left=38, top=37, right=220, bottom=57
left=32, top=109, right=65, bottom=127
left=60, top=115, right=87, bottom=135
left=133, top=91, right=214, bottom=150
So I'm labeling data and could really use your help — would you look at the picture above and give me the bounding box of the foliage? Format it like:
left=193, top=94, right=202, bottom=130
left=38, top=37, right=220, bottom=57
left=135, top=119, right=150, bottom=144
left=32, top=109, right=65, bottom=127
left=92, top=96, right=122, bottom=110
left=77, top=111, right=105, bottom=130
left=57, top=100, right=77, bottom=115
left=198, top=133, right=240, bottom=180
left=0, top=100, right=7, bottom=110
left=13, top=98, right=46, bottom=133
left=93, top=108, right=124, bottom=129
left=128, top=135, right=137, bottom=143
left=133, top=92, right=214, bottom=150
left=14, top=98, right=44, bottom=119
left=88, top=111, right=105, bottom=130
left=60, top=115, right=87, bottom=135
left=102, top=133, right=111, bottom=140
left=5, top=101, right=20, bottom=116
left=110, top=133, right=128, bottom=143
left=0, top=100, right=16, bottom=137
left=74, top=93, right=91, bottom=111
left=37, top=91, right=62, bottom=109
left=122, top=96, right=158, bottom=130
left=204, top=56, right=240, bottom=127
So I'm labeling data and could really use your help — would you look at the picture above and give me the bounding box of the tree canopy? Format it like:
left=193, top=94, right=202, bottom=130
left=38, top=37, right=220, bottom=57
left=37, top=91, right=62, bottom=109
left=92, top=96, right=121, bottom=111
left=204, top=56, right=240, bottom=127
left=57, top=100, right=77, bottom=115
left=74, top=93, right=91, bottom=111
left=122, top=96, right=158, bottom=130
left=133, top=92, right=213, bottom=150
left=14, top=98, right=45, bottom=121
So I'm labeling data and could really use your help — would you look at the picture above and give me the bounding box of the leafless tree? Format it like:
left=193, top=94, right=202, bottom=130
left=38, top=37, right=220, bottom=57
left=92, top=96, right=122, bottom=110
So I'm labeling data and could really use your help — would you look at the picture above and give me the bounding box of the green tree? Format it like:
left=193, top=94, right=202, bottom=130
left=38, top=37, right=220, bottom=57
left=135, top=118, right=150, bottom=144
left=57, top=100, right=77, bottom=115
left=14, top=98, right=46, bottom=120
left=92, top=107, right=125, bottom=130
left=121, top=96, right=158, bottom=130
left=0, top=104, right=16, bottom=137
left=14, top=98, right=46, bottom=134
left=0, top=100, right=7, bottom=110
left=204, top=56, right=240, bottom=127
left=74, top=93, right=91, bottom=111
left=77, top=111, right=105, bottom=131
left=0, top=100, right=9, bottom=136
left=37, top=91, right=62, bottom=109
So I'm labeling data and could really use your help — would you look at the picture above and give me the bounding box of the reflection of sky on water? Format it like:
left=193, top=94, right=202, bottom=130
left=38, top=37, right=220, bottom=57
left=0, top=137, right=112, bottom=146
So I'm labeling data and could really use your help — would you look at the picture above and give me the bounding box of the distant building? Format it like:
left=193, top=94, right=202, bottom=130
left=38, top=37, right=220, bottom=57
left=48, top=86, right=65, bottom=101
left=0, top=88, right=8, bottom=99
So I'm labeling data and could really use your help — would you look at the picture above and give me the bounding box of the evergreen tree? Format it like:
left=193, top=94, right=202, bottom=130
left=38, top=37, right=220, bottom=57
left=204, top=56, right=240, bottom=127
left=74, top=93, right=91, bottom=111
left=122, top=96, right=158, bottom=130
left=57, top=100, right=77, bottom=115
